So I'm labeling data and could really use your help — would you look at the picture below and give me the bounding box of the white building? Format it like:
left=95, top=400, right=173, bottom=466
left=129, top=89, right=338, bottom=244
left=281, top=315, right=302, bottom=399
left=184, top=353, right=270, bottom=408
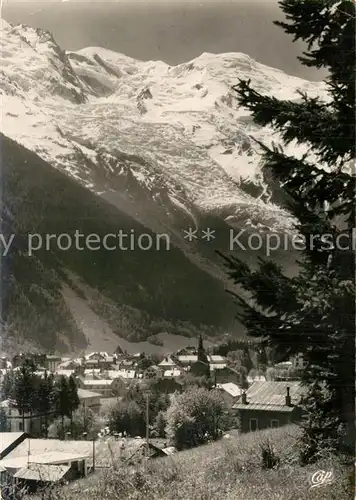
left=0, top=401, right=44, bottom=434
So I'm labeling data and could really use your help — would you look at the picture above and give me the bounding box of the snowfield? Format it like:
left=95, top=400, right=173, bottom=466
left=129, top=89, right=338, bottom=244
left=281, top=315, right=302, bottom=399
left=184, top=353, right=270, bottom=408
left=0, top=17, right=328, bottom=238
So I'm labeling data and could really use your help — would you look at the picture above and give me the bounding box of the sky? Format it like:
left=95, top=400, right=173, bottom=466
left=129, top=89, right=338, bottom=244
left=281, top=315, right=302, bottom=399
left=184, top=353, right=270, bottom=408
left=2, top=0, right=326, bottom=81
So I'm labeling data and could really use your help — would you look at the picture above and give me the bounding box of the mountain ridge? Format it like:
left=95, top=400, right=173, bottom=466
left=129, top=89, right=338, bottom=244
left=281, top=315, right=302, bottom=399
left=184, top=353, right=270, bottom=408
left=0, top=19, right=326, bottom=352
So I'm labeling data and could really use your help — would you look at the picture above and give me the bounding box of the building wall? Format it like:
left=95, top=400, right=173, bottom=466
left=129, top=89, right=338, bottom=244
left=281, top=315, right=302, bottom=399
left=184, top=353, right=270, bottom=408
left=214, top=368, right=240, bottom=385
left=6, top=413, right=42, bottom=434
left=80, top=397, right=101, bottom=414
left=238, top=408, right=301, bottom=433
left=47, top=360, right=61, bottom=372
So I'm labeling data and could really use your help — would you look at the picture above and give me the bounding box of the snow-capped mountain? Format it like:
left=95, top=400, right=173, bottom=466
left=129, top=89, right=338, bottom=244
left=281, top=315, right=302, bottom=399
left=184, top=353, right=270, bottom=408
left=0, top=19, right=327, bottom=352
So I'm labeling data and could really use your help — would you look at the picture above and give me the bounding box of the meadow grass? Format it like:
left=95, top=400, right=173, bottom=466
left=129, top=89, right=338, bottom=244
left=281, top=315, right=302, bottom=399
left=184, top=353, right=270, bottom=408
left=28, top=425, right=354, bottom=500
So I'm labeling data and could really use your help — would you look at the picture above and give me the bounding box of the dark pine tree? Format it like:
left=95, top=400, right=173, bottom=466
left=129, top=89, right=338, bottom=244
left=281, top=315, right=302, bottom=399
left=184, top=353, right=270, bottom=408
left=67, top=375, right=80, bottom=432
left=33, top=371, right=55, bottom=437
left=0, top=408, right=8, bottom=432
left=12, top=359, right=38, bottom=431
left=1, top=370, right=15, bottom=400
left=54, top=375, right=70, bottom=438
left=218, top=0, right=355, bottom=464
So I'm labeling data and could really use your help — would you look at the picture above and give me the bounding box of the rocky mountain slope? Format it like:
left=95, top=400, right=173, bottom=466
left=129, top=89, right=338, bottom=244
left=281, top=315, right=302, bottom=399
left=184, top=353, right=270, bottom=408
left=0, top=18, right=327, bottom=352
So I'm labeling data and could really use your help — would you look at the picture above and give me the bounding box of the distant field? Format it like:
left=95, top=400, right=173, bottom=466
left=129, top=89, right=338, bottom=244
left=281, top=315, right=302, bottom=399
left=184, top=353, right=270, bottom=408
left=64, top=285, right=213, bottom=356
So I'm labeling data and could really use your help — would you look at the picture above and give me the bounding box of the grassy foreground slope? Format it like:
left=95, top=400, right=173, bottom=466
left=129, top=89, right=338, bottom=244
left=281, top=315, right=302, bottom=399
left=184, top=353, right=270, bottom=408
left=35, top=425, right=353, bottom=500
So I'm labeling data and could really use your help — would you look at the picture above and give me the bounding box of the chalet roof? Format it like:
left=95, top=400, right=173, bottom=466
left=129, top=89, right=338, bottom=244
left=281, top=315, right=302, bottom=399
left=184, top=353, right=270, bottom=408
left=0, top=433, right=27, bottom=459
left=163, top=369, right=181, bottom=378
left=0, top=451, right=89, bottom=470
left=123, top=439, right=165, bottom=462
left=77, top=388, right=102, bottom=399
left=232, top=403, right=296, bottom=413
left=158, top=357, right=177, bottom=366
left=85, top=352, right=109, bottom=360
left=82, top=379, right=114, bottom=386
left=1, top=439, right=103, bottom=467
left=209, top=364, right=227, bottom=370
left=146, top=365, right=161, bottom=372
left=208, top=355, right=227, bottom=363
left=247, top=375, right=267, bottom=383
left=233, top=381, right=304, bottom=412
left=0, top=399, right=11, bottom=408
left=118, top=370, right=136, bottom=379
left=55, top=370, right=75, bottom=377
left=57, top=360, right=79, bottom=369
left=217, top=383, right=242, bottom=398
left=162, top=446, right=177, bottom=455
left=14, top=464, right=70, bottom=482
left=177, top=355, right=197, bottom=362
left=275, top=361, right=293, bottom=368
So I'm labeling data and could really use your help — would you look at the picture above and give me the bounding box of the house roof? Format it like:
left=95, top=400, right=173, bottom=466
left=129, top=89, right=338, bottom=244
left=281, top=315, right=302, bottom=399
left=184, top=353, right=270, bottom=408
left=275, top=361, right=293, bottom=368
left=0, top=399, right=11, bottom=408
left=82, top=379, right=113, bottom=386
left=0, top=451, right=89, bottom=470
left=162, top=446, right=177, bottom=455
left=177, top=355, right=197, bottom=362
left=55, top=370, right=75, bottom=377
left=1, top=439, right=99, bottom=467
left=146, top=365, right=161, bottom=372
left=163, top=370, right=181, bottom=378
left=217, top=383, right=242, bottom=398
left=232, top=403, right=296, bottom=413
left=106, top=370, right=135, bottom=379
left=119, top=370, right=136, bottom=379
left=77, top=388, right=102, bottom=400
left=208, top=355, right=226, bottom=363
left=124, top=439, right=165, bottom=462
left=0, top=433, right=27, bottom=458
left=159, top=357, right=176, bottom=366
left=210, top=364, right=227, bottom=370
left=247, top=375, right=267, bottom=383
left=233, top=381, right=304, bottom=412
left=86, top=352, right=109, bottom=360
left=14, top=464, right=70, bottom=482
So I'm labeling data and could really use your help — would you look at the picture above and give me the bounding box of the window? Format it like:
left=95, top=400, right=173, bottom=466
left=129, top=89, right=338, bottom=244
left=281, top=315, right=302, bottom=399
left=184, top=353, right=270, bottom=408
left=249, top=418, right=258, bottom=431
left=271, top=419, right=279, bottom=428
left=19, top=422, right=23, bottom=431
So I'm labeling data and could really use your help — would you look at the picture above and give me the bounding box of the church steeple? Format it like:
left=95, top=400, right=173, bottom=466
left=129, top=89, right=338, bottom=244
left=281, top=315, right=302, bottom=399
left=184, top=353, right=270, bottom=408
left=197, top=334, right=208, bottom=363
left=198, top=333, right=203, bottom=351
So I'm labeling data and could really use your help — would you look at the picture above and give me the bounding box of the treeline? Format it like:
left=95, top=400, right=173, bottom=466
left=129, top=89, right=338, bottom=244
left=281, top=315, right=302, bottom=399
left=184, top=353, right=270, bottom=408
left=1, top=359, right=79, bottom=437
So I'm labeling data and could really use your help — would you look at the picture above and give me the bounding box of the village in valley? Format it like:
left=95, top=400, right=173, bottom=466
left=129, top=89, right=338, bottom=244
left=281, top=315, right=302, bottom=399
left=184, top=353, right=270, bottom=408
left=0, top=335, right=306, bottom=496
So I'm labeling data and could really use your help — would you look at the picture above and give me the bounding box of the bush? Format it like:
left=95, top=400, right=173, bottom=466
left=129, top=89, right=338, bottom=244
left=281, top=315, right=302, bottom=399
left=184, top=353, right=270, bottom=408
left=48, top=407, right=100, bottom=440
left=260, top=438, right=280, bottom=469
left=166, top=386, right=231, bottom=450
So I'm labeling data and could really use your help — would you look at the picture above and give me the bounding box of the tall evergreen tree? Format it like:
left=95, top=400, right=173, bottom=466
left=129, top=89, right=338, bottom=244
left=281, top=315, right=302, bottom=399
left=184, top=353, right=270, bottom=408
left=67, top=375, right=80, bottom=431
left=33, top=371, right=55, bottom=437
left=219, top=0, right=355, bottom=464
left=54, top=375, right=71, bottom=438
left=1, top=370, right=15, bottom=401
left=12, top=359, right=38, bottom=431
left=0, top=408, right=8, bottom=432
